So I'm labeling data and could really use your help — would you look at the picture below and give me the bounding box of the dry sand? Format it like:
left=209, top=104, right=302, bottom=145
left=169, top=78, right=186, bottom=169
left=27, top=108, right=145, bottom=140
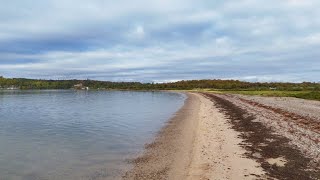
left=123, top=92, right=320, bottom=180
left=124, top=93, right=265, bottom=179
left=186, top=93, right=265, bottom=180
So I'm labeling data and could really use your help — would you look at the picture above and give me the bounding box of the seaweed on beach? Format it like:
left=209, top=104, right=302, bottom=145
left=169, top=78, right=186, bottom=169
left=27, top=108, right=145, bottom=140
left=203, top=93, right=320, bottom=180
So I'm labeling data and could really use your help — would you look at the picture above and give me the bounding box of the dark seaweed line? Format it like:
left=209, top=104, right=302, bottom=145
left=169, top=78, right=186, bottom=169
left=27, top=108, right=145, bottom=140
left=202, top=93, right=320, bottom=180
left=238, top=97, right=320, bottom=133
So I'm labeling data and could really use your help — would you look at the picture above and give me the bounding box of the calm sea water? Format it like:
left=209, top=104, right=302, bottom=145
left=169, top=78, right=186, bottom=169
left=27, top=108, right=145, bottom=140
left=0, top=90, right=186, bottom=180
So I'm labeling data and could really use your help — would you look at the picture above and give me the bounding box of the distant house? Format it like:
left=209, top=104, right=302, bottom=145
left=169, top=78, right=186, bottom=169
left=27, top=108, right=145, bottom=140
left=74, top=83, right=89, bottom=90
left=7, top=85, right=19, bottom=90
left=74, top=83, right=84, bottom=89
left=269, top=87, right=277, bottom=90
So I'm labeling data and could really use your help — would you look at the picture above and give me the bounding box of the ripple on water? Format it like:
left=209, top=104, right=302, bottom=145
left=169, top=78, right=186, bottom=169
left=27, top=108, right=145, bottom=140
left=0, top=90, right=186, bottom=179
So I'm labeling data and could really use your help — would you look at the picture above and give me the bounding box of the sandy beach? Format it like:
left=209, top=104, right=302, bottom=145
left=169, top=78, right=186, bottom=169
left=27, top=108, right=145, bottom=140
left=124, top=92, right=320, bottom=180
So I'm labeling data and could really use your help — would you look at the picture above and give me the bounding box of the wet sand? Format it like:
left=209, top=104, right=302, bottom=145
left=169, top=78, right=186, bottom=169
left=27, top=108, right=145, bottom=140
left=123, top=92, right=320, bottom=180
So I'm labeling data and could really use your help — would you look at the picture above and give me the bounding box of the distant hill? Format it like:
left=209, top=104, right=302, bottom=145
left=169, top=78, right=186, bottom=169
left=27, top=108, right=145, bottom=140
left=0, top=76, right=319, bottom=91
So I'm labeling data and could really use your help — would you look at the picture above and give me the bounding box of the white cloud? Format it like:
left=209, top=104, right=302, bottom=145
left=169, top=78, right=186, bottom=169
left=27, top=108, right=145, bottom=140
left=0, top=0, right=319, bottom=82
left=127, top=25, right=146, bottom=40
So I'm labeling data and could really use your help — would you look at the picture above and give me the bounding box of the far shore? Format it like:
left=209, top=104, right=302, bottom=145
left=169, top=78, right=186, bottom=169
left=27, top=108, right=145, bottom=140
left=123, top=92, right=320, bottom=179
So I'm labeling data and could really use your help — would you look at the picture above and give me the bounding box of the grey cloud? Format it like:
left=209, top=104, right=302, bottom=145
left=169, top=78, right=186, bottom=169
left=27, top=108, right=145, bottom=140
left=0, top=0, right=319, bottom=82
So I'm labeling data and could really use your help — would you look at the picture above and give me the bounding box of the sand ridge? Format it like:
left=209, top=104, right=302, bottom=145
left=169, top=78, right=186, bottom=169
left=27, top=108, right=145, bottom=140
left=186, top=93, right=265, bottom=180
left=123, top=93, right=266, bottom=179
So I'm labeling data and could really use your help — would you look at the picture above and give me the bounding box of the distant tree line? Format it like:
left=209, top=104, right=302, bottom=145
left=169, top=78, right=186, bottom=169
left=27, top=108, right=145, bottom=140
left=0, top=76, right=319, bottom=91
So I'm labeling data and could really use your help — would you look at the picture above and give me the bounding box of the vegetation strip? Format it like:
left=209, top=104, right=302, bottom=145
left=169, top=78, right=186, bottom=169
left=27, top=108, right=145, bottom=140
left=2, top=76, right=320, bottom=100
left=202, top=93, right=320, bottom=180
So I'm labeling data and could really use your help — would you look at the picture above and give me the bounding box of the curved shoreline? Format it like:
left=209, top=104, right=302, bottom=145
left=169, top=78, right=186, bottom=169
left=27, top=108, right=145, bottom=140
left=123, top=92, right=200, bottom=179
left=123, top=92, right=265, bottom=179
left=123, top=92, right=320, bottom=179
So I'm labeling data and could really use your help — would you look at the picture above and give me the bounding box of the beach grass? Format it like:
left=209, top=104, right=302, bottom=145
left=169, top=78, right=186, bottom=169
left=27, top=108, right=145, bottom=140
left=201, top=90, right=320, bottom=101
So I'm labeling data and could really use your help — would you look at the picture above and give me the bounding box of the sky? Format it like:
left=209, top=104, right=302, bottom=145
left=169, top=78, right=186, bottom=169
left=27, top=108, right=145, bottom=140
left=0, top=0, right=319, bottom=82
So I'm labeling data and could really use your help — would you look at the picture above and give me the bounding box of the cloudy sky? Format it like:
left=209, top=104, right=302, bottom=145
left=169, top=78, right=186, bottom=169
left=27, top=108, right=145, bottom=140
left=0, top=0, right=319, bottom=82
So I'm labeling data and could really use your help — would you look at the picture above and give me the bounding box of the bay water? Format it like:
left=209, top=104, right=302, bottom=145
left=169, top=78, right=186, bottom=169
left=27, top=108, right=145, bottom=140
left=0, top=90, right=185, bottom=180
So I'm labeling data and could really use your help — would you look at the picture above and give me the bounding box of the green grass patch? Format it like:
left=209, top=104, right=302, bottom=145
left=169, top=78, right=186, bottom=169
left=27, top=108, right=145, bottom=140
left=205, top=90, right=320, bottom=101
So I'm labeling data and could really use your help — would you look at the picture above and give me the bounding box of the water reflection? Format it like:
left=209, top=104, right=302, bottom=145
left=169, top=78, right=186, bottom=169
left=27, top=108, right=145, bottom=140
left=0, top=90, right=185, bottom=180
